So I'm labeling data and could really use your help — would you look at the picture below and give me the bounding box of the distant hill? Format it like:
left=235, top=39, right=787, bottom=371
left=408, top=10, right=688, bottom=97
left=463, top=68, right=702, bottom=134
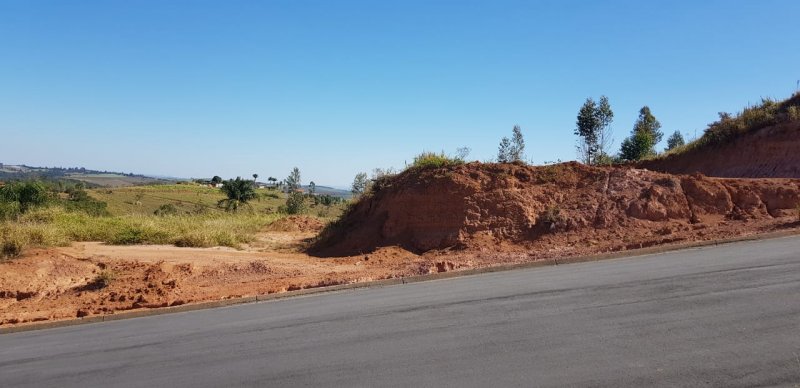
left=308, top=185, right=352, bottom=199
left=0, top=164, right=174, bottom=187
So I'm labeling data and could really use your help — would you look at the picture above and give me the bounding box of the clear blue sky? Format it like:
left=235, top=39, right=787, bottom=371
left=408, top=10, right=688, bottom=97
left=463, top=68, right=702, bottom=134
left=2, top=0, right=799, bottom=187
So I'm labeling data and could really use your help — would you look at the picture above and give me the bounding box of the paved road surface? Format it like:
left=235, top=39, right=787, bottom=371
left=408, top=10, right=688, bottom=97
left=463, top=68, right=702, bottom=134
left=2, top=237, right=800, bottom=387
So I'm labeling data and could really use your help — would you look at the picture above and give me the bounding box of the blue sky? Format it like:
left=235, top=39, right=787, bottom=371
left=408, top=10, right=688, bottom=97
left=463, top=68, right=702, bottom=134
left=1, top=0, right=799, bottom=187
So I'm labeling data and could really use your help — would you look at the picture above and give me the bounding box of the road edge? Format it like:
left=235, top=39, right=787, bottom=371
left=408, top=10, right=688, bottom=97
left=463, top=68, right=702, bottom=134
left=2, top=228, right=798, bottom=335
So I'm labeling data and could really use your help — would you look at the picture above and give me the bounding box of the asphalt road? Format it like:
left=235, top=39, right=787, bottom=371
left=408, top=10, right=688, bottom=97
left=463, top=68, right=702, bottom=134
left=2, top=237, right=800, bottom=387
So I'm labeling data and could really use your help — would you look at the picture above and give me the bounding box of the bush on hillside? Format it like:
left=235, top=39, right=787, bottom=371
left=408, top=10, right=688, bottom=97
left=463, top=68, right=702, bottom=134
left=0, top=181, right=49, bottom=218
left=700, top=93, right=800, bottom=147
left=153, top=204, right=179, bottom=216
left=282, top=192, right=306, bottom=214
left=409, top=151, right=465, bottom=169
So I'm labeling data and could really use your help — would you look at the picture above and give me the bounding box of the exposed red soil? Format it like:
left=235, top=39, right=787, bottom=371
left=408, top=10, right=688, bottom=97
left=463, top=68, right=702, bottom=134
left=264, top=215, right=325, bottom=233
left=3, top=164, right=800, bottom=327
left=639, top=121, right=800, bottom=178
left=311, top=162, right=800, bottom=256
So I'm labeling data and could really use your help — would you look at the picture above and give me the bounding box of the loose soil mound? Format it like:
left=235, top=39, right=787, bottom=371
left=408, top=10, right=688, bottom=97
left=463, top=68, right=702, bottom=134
left=310, top=162, right=800, bottom=256
left=639, top=121, right=800, bottom=178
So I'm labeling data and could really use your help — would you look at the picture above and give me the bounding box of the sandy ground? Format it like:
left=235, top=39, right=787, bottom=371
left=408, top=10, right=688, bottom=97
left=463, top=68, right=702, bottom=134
left=2, top=213, right=798, bottom=327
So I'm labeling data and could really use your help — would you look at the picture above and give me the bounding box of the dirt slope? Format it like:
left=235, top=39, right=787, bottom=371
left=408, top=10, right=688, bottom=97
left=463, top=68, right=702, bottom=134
left=311, top=162, right=800, bottom=256
left=639, top=121, right=800, bottom=178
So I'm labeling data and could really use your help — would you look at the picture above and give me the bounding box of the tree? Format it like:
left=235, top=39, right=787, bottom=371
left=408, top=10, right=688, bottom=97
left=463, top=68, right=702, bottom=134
left=217, top=177, right=257, bottom=212
left=351, top=172, right=369, bottom=196
left=285, top=167, right=301, bottom=192
left=455, top=147, right=471, bottom=161
left=252, top=173, right=258, bottom=183
left=665, top=131, right=685, bottom=151
left=632, top=106, right=663, bottom=146
left=618, top=106, right=663, bottom=161
left=595, top=96, right=615, bottom=162
left=497, top=125, right=525, bottom=163
left=211, top=176, right=222, bottom=184
left=309, top=181, right=316, bottom=195
left=575, top=96, right=614, bottom=165
left=497, top=136, right=512, bottom=162
left=510, top=125, right=525, bottom=162
left=267, top=177, right=277, bottom=187
left=619, top=130, right=655, bottom=161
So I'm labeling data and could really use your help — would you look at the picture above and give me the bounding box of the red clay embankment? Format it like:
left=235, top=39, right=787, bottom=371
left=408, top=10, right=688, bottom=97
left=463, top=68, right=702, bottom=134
left=310, top=162, right=800, bottom=257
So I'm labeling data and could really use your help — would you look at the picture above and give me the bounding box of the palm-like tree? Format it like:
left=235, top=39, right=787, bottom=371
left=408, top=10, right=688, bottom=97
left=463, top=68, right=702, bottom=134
left=218, top=177, right=257, bottom=212
left=252, top=173, right=258, bottom=183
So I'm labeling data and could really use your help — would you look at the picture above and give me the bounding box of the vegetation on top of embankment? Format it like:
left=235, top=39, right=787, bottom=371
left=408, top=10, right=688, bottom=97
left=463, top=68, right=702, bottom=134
left=639, top=93, right=800, bottom=177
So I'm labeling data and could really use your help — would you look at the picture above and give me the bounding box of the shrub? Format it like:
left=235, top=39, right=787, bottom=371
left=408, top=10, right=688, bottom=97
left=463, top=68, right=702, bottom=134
left=153, top=204, right=179, bottom=216
left=283, top=192, right=306, bottom=214
left=0, top=201, right=21, bottom=221
left=788, top=106, right=800, bottom=122
left=410, top=151, right=464, bottom=169
left=0, top=181, right=49, bottom=215
left=110, top=226, right=146, bottom=245
left=174, top=232, right=213, bottom=248
left=93, top=271, right=115, bottom=289
left=700, top=94, right=800, bottom=146
left=541, top=206, right=562, bottom=226
left=1, top=236, right=25, bottom=258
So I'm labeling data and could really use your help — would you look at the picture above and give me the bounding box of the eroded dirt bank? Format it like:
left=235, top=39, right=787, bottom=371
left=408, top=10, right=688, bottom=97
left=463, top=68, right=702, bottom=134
left=639, top=122, right=800, bottom=178
left=3, top=164, right=800, bottom=327
left=311, top=162, right=800, bottom=256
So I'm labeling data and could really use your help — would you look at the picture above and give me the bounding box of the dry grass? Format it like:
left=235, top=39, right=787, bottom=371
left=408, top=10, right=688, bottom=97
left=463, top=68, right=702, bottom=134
left=0, top=207, right=286, bottom=254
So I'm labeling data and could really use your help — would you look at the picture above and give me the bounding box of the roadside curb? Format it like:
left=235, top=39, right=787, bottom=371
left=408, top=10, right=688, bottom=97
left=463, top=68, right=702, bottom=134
left=2, top=228, right=798, bottom=335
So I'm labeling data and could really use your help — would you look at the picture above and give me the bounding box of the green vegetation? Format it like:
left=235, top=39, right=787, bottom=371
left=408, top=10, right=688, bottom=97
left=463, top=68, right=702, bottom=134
left=410, top=151, right=465, bottom=169
left=1, top=206, right=283, bottom=250
left=282, top=192, right=306, bottom=214
left=218, top=177, right=258, bottom=212
left=665, top=131, right=685, bottom=152
left=619, top=106, right=662, bottom=161
left=351, top=172, right=369, bottom=196
left=661, top=93, right=800, bottom=158
left=153, top=203, right=179, bottom=216
left=575, top=96, right=614, bottom=165
left=620, top=128, right=656, bottom=161
left=701, top=93, right=800, bottom=147
left=285, top=167, right=301, bottom=191
left=0, top=181, right=49, bottom=216
left=497, top=125, right=526, bottom=163
left=0, top=177, right=349, bottom=258
left=91, top=270, right=115, bottom=289
left=540, top=205, right=562, bottom=231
